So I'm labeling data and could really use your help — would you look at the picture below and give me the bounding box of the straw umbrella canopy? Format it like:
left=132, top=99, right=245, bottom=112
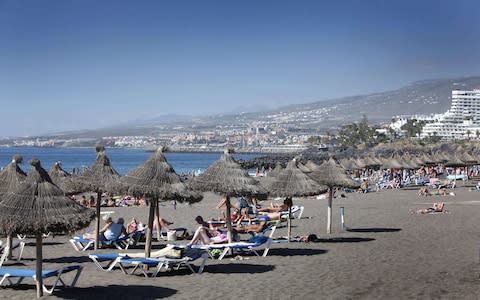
left=305, top=160, right=322, bottom=172
left=397, top=153, right=419, bottom=169
left=0, top=159, right=94, bottom=297
left=187, top=149, right=266, bottom=243
left=444, top=155, right=466, bottom=168
left=420, top=153, right=437, bottom=166
left=110, top=147, right=202, bottom=257
left=459, top=151, right=478, bottom=165
left=0, top=155, right=27, bottom=195
left=308, top=157, right=359, bottom=234
left=268, top=162, right=283, bottom=177
left=69, top=146, right=120, bottom=250
left=261, top=158, right=327, bottom=240
left=262, top=158, right=327, bottom=197
left=339, top=157, right=359, bottom=171
left=409, top=154, right=425, bottom=167
left=380, top=155, right=404, bottom=170
left=48, top=161, right=75, bottom=194
left=361, top=156, right=383, bottom=169
left=297, top=161, right=313, bottom=173
left=0, top=155, right=27, bottom=259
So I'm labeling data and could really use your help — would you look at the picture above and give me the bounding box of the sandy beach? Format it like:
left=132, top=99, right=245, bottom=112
left=2, top=186, right=480, bottom=300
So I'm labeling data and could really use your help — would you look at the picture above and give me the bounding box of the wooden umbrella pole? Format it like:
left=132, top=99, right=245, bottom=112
left=94, top=191, right=102, bottom=250
left=154, top=200, right=161, bottom=241
left=225, top=196, right=233, bottom=243
left=287, top=206, right=292, bottom=242
left=6, top=235, right=13, bottom=259
left=145, top=197, right=157, bottom=258
left=35, top=234, right=43, bottom=298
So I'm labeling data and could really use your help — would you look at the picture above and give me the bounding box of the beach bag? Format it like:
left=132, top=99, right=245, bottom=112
left=210, top=249, right=223, bottom=259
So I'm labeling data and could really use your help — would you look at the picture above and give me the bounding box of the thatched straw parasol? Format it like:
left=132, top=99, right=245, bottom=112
left=360, top=156, right=383, bottom=169
left=444, top=155, right=466, bottom=168
left=48, top=161, right=74, bottom=193
left=304, top=160, right=322, bottom=172
left=267, top=162, right=283, bottom=178
left=0, top=155, right=26, bottom=194
left=187, top=149, right=266, bottom=243
left=308, top=157, right=359, bottom=234
left=339, top=158, right=359, bottom=170
left=380, top=154, right=404, bottom=169
left=261, top=158, right=327, bottom=197
left=419, top=153, right=437, bottom=166
left=0, top=159, right=94, bottom=297
left=0, top=155, right=27, bottom=259
left=459, top=151, right=478, bottom=165
left=70, top=146, right=120, bottom=250
left=397, top=153, right=419, bottom=169
left=261, top=158, right=327, bottom=240
left=297, top=161, right=312, bottom=173
left=110, top=147, right=202, bottom=257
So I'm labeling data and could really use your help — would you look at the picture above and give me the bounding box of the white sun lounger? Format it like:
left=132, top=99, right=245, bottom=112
left=183, top=236, right=272, bottom=260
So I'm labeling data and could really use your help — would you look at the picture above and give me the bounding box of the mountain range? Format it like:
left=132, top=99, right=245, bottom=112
left=50, top=76, right=480, bottom=138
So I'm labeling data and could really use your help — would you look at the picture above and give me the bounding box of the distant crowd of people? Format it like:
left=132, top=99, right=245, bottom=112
left=71, top=193, right=148, bottom=208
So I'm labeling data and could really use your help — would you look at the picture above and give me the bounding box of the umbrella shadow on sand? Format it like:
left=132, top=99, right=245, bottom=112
left=311, top=237, right=376, bottom=243
left=43, top=256, right=92, bottom=264
left=204, top=263, right=275, bottom=274
left=346, top=228, right=402, bottom=233
left=53, top=285, right=177, bottom=299
left=267, top=248, right=328, bottom=256
left=24, top=241, right=63, bottom=247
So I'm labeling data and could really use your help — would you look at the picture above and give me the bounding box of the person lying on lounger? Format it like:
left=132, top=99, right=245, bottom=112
left=83, top=216, right=127, bottom=242
left=233, top=213, right=280, bottom=234
left=187, top=216, right=227, bottom=246
left=257, top=198, right=290, bottom=213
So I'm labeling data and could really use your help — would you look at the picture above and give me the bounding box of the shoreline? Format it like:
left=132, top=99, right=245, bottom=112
left=0, top=145, right=300, bottom=155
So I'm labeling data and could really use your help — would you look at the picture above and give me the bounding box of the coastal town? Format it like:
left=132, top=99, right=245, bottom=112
left=3, top=89, right=480, bottom=153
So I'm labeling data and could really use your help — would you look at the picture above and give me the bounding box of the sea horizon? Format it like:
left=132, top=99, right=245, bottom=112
left=0, top=146, right=261, bottom=176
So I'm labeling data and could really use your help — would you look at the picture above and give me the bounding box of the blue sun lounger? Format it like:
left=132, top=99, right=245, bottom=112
left=187, top=235, right=273, bottom=260
left=118, top=249, right=208, bottom=277
left=88, top=248, right=208, bottom=277
left=70, top=231, right=142, bottom=252
left=0, top=265, right=82, bottom=294
left=88, top=253, right=128, bottom=272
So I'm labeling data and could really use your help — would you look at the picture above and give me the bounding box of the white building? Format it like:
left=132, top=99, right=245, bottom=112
left=420, top=90, right=480, bottom=140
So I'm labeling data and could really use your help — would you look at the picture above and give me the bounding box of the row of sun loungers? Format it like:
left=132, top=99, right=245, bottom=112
left=0, top=206, right=295, bottom=294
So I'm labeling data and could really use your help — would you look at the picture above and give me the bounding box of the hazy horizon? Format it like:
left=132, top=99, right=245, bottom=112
left=1, top=0, right=479, bottom=137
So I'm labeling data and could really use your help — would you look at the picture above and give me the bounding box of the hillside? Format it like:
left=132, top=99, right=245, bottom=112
left=46, top=76, right=480, bottom=138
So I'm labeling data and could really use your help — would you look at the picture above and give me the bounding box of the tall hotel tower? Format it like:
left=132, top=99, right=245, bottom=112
left=420, top=90, right=480, bottom=140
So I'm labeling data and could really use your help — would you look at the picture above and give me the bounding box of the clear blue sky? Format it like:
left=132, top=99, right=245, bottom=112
left=1, top=0, right=479, bottom=137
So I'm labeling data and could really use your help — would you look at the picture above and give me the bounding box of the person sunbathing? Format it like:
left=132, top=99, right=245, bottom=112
left=83, top=216, right=126, bottom=242
left=187, top=216, right=227, bottom=246
left=216, top=197, right=252, bottom=216
left=415, top=202, right=445, bottom=214
left=254, top=211, right=282, bottom=221
left=257, top=199, right=289, bottom=213
left=233, top=214, right=273, bottom=234
left=151, top=216, right=188, bottom=239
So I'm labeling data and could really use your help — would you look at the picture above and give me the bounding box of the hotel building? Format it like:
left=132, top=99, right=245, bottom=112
left=420, top=90, right=480, bottom=140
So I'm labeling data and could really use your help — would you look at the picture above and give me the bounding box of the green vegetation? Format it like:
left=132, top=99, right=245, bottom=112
left=400, top=119, right=426, bottom=138
left=337, top=115, right=378, bottom=149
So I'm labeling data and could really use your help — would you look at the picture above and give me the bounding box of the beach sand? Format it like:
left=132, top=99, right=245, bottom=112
left=2, top=187, right=480, bottom=299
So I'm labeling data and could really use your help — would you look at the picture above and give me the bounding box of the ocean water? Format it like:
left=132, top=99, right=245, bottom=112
left=0, top=147, right=259, bottom=175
